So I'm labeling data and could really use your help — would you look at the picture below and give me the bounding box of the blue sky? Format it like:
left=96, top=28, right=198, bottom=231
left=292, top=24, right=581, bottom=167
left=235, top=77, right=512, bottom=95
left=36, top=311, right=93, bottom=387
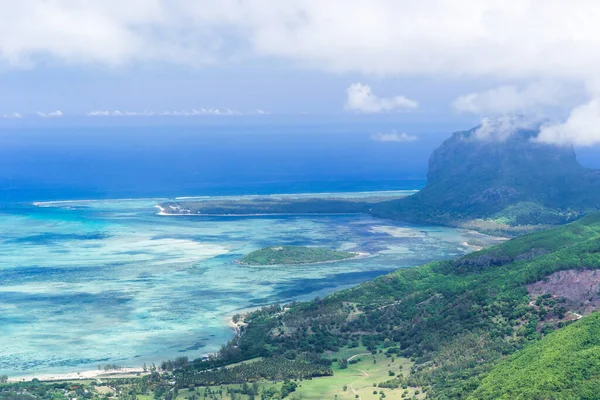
left=1, top=1, right=600, bottom=146
left=0, top=63, right=502, bottom=118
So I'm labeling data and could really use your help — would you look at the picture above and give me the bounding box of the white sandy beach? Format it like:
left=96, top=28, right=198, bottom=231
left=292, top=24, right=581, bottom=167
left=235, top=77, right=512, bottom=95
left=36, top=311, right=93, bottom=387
left=8, top=367, right=147, bottom=383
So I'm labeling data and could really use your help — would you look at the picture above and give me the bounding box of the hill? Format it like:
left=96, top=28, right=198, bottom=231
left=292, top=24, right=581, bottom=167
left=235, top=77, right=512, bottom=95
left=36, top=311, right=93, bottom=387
left=373, top=127, right=600, bottom=235
left=239, top=246, right=360, bottom=265
left=180, top=212, right=600, bottom=399
left=471, top=312, right=600, bottom=400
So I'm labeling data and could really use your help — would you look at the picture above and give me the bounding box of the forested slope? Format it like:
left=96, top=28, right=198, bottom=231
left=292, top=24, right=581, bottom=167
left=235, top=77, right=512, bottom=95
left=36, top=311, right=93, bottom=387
left=471, top=312, right=600, bottom=400
left=187, top=213, right=600, bottom=398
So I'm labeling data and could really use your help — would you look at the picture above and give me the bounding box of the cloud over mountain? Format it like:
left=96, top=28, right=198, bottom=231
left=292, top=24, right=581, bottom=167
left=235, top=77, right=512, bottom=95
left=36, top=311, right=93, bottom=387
left=452, top=82, right=575, bottom=116
left=536, top=100, right=600, bottom=147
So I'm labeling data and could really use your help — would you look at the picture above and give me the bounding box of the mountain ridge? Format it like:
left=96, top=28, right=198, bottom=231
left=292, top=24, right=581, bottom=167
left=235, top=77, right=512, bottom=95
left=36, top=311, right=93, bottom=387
left=373, top=126, right=600, bottom=235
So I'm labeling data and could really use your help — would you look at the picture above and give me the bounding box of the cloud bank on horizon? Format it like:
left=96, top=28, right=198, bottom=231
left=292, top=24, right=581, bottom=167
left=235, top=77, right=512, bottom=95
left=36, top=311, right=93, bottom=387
left=371, top=130, right=418, bottom=143
left=1, top=1, right=600, bottom=145
left=345, top=83, right=418, bottom=114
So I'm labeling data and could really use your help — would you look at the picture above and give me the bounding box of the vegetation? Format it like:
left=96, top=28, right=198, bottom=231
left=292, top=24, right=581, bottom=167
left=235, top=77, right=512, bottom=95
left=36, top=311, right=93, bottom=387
left=176, top=357, right=332, bottom=387
left=0, top=351, right=421, bottom=400
left=159, top=194, right=407, bottom=217
left=7, top=213, right=600, bottom=398
left=471, top=312, right=600, bottom=400
left=239, top=246, right=358, bottom=265
left=187, top=212, right=600, bottom=399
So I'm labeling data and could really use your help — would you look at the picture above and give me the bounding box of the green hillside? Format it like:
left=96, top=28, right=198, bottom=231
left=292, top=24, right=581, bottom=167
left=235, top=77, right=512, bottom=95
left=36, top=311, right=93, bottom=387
left=186, top=212, right=600, bottom=399
left=6, top=216, right=600, bottom=399
left=471, top=312, right=600, bottom=400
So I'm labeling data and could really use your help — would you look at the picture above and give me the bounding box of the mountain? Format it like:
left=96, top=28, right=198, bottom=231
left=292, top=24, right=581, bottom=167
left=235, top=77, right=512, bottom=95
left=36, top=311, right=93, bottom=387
left=373, top=126, right=600, bottom=234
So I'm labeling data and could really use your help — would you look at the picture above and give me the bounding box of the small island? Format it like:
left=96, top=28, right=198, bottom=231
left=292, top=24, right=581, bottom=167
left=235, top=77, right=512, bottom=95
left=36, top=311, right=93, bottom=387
left=239, top=246, right=364, bottom=265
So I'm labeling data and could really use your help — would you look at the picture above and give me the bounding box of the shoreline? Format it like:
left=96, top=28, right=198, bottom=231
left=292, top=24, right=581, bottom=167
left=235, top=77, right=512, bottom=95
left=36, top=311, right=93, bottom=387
left=8, top=367, right=148, bottom=383
left=33, top=189, right=419, bottom=208
left=158, top=212, right=361, bottom=217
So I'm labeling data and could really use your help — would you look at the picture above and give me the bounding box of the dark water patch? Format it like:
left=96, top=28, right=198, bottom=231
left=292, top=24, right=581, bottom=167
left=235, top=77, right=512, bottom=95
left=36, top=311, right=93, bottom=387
left=0, top=315, right=36, bottom=325
left=158, top=288, right=253, bottom=316
left=180, top=342, right=206, bottom=352
left=205, top=253, right=239, bottom=262
left=78, top=243, right=104, bottom=249
left=5, top=231, right=111, bottom=245
left=185, top=288, right=251, bottom=300
left=50, top=249, right=71, bottom=254
left=118, top=250, right=152, bottom=255
left=150, top=233, right=239, bottom=243
left=0, top=356, right=112, bottom=372
left=0, top=264, right=120, bottom=284
left=46, top=357, right=111, bottom=369
left=185, top=266, right=209, bottom=276
left=133, top=272, right=156, bottom=282
left=0, top=291, right=134, bottom=318
left=248, top=268, right=395, bottom=306
left=0, top=290, right=131, bottom=305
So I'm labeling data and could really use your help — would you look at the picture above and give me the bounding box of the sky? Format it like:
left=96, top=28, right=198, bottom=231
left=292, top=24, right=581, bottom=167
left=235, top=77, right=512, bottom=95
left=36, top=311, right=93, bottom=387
left=1, top=1, right=600, bottom=146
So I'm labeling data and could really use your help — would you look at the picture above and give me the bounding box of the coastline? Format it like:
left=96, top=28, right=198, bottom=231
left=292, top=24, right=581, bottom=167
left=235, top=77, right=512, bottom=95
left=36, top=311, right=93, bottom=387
left=32, top=189, right=418, bottom=209
left=226, top=315, right=247, bottom=336
left=11, top=188, right=494, bottom=385
left=156, top=208, right=364, bottom=218
left=8, top=367, right=148, bottom=383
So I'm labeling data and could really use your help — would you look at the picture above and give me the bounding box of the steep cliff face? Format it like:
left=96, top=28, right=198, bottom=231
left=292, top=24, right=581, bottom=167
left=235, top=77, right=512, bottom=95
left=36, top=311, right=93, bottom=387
left=372, top=126, right=600, bottom=232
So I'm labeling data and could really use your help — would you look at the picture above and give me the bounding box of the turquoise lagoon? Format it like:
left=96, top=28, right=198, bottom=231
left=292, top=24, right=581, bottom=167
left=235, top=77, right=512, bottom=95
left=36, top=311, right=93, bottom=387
left=0, top=194, right=502, bottom=377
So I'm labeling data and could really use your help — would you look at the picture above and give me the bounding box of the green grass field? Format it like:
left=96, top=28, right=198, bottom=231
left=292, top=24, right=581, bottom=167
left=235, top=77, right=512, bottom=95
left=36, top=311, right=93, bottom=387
left=167, top=349, right=424, bottom=400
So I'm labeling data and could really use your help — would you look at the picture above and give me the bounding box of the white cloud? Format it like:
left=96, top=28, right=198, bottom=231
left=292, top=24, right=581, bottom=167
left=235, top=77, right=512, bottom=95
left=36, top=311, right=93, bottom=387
left=2, top=112, right=22, bottom=119
left=0, top=1, right=598, bottom=80
left=371, top=130, right=417, bottom=143
left=86, top=110, right=111, bottom=116
left=85, top=108, right=241, bottom=117
left=36, top=110, right=63, bottom=118
left=452, top=82, right=574, bottom=115
left=345, top=83, right=418, bottom=113
left=473, top=115, right=540, bottom=142
left=535, top=100, right=600, bottom=146
left=2, top=1, right=600, bottom=145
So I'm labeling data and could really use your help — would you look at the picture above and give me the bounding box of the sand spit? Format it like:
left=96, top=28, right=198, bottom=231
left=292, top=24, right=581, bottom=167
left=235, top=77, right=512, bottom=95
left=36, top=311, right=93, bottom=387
left=8, top=367, right=147, bottom=383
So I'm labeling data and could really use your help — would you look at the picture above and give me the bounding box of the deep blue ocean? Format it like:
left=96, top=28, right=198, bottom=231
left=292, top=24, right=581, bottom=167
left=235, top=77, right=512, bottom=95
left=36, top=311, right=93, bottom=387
left=0, top=122, right=438, bottom=202
left=2, top=121, right=599, bottom=202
